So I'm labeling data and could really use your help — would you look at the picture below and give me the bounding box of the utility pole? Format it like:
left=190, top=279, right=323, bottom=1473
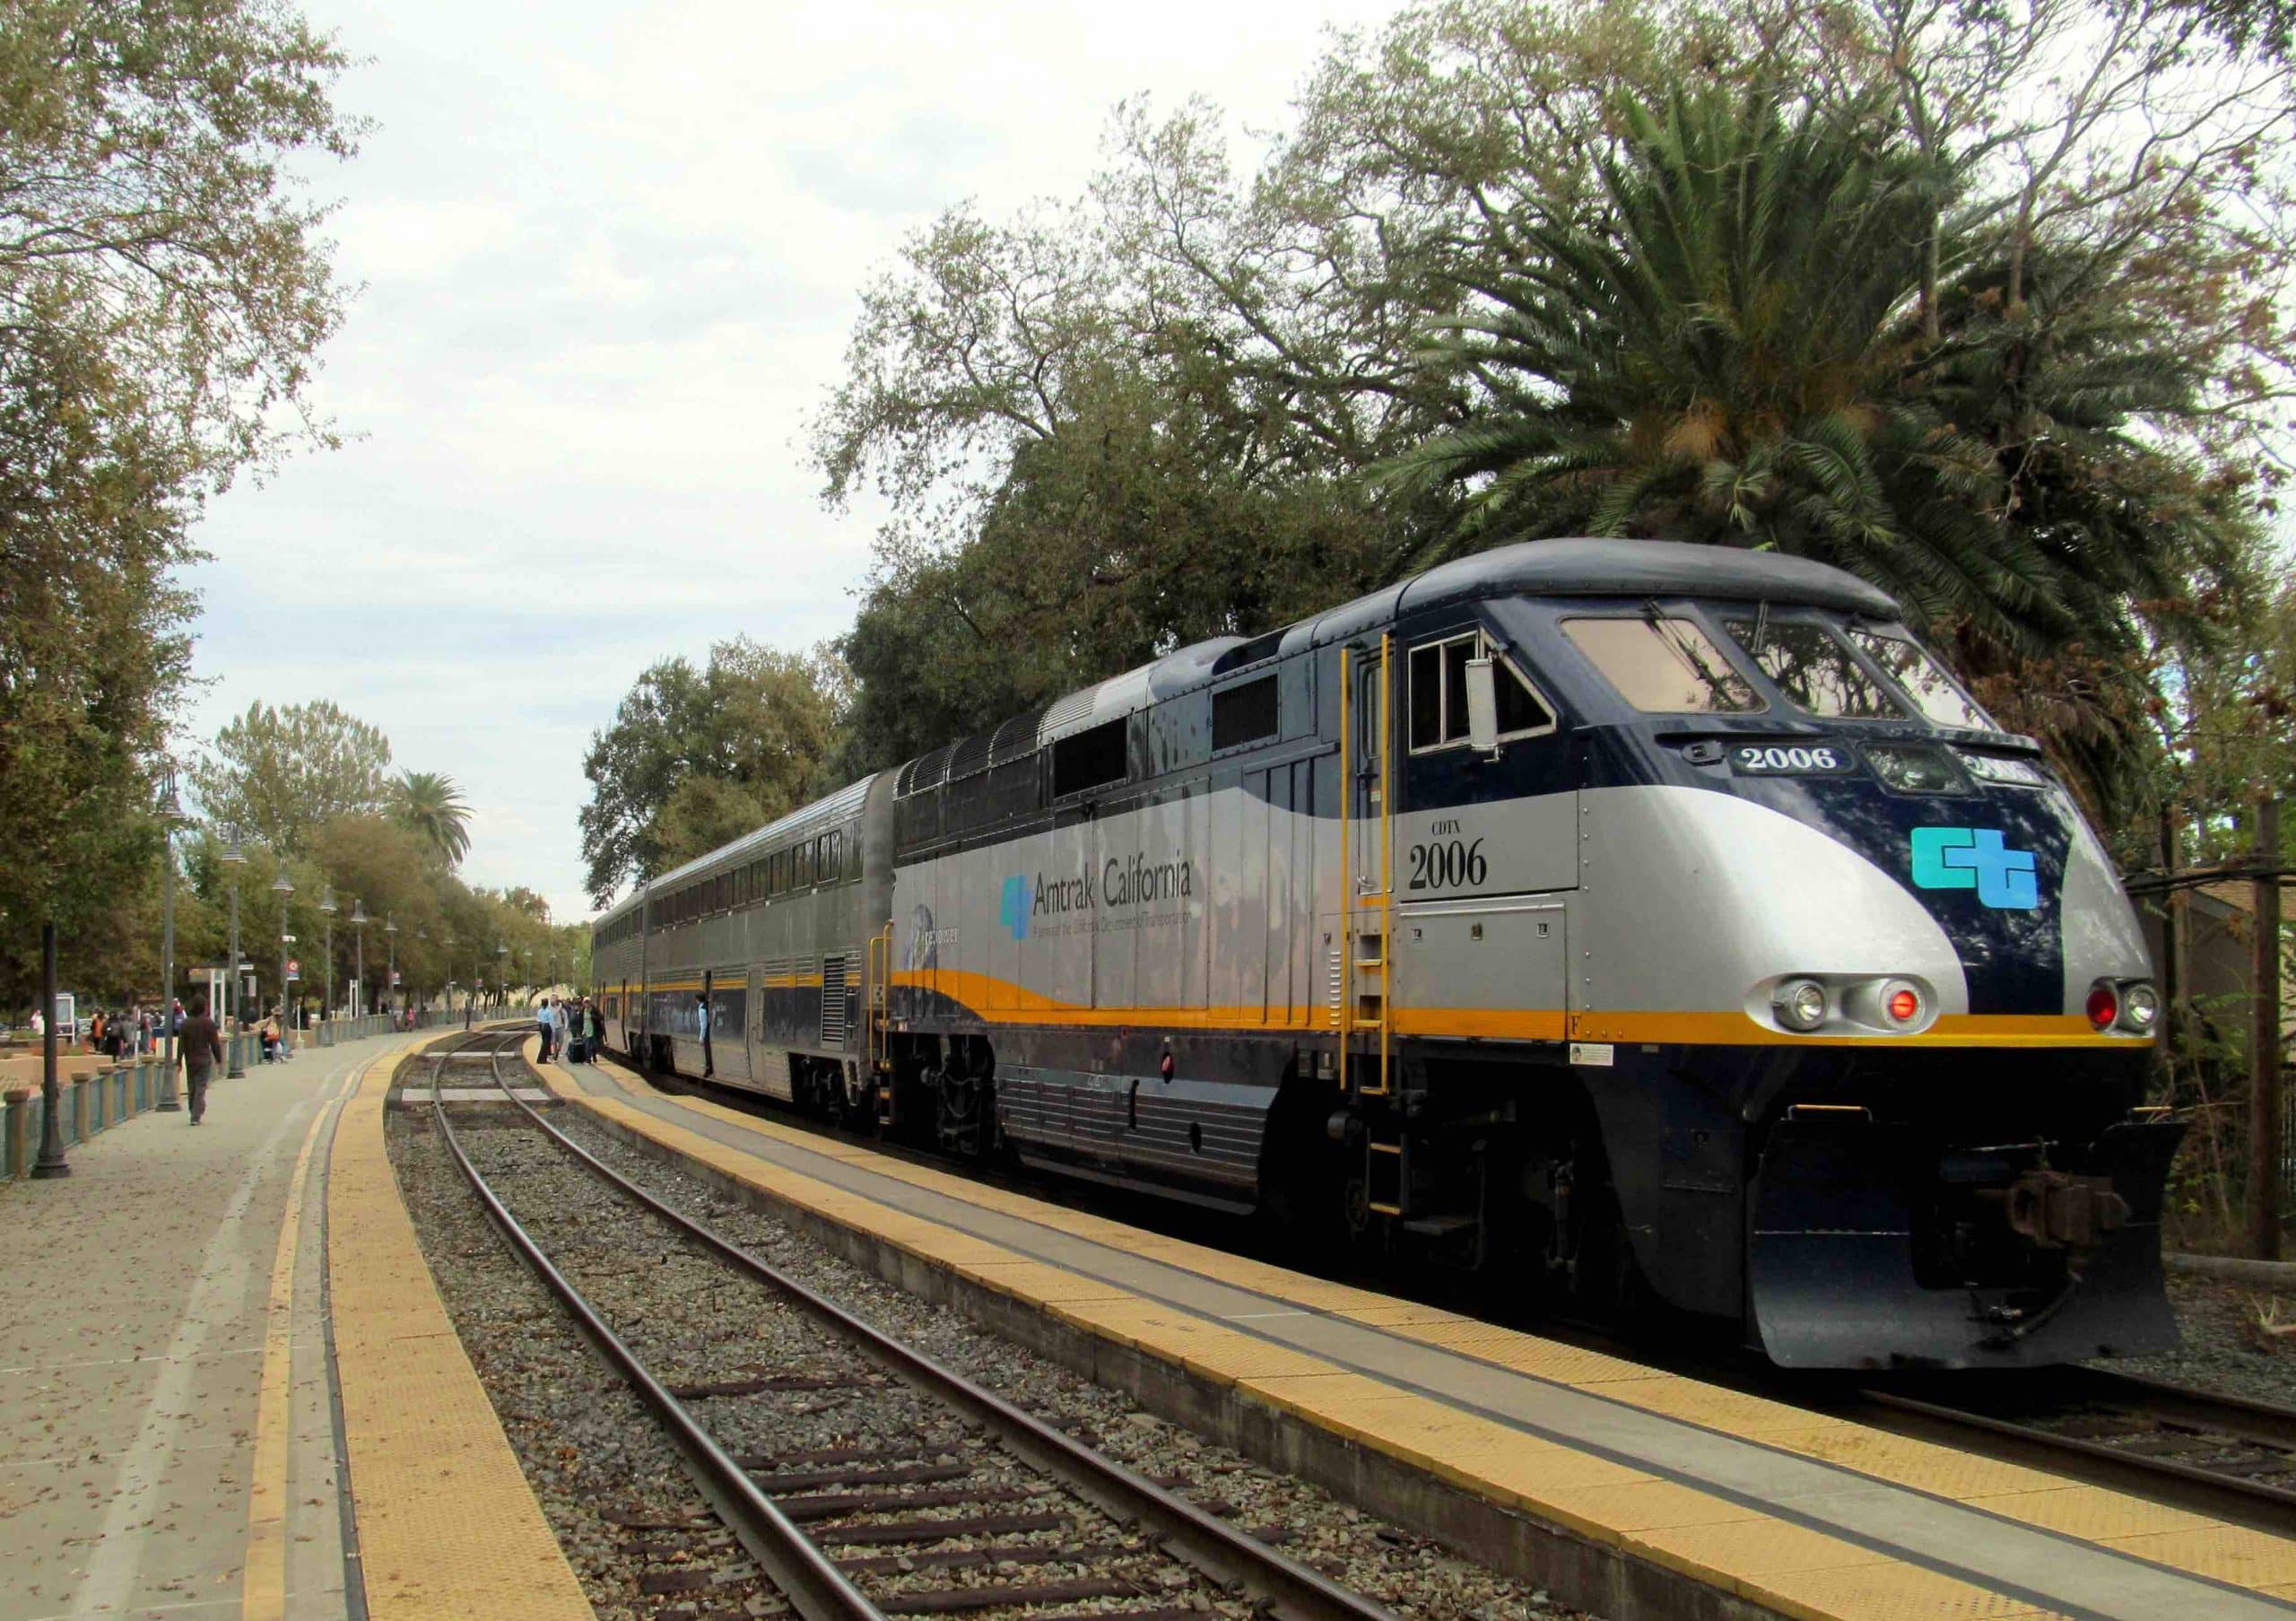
left=158, top=774, right=184, bottom=1111
left=2251, top=795, right=2285, bottom=1260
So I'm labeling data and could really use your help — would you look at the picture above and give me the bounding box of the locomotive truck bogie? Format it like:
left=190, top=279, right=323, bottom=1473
left=592, top=538, right=2178, bottom=1370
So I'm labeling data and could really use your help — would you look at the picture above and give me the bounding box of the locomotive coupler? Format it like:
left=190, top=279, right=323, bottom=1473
left=1984, top=1169, right=2131, bottom=1251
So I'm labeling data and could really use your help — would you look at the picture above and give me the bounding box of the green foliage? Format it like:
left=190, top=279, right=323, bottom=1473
left=0, top=315, right=193, bottom=998
left=812, top=0, right=2289, bottom=847
left=579, top=640, right=848, bottom=906
left=192, top=699, right=392, bottom=856
left=391, top=769, right=473, bottom=867
left=0, top=0, right=357, bottom=1000
left=0, top=0, right=360, bottom=482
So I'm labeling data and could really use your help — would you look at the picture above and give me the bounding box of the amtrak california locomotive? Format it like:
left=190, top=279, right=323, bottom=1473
left=590, top=539, right=2177, bottom=1369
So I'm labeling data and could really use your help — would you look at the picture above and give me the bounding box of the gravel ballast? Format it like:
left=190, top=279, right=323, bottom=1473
left=2096, top=1269, right=2296, bottom=1407
left=387, top=1096, right=1588, bottom=1621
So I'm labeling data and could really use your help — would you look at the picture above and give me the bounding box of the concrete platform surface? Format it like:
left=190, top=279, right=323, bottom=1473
left=0, top=1032, right=409, bottom=1621
left=543, top=1049, right=2296, bottom=1621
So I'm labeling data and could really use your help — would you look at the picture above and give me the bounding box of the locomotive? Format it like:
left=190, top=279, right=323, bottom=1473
left=590, top=538, right=2177, bottom=1369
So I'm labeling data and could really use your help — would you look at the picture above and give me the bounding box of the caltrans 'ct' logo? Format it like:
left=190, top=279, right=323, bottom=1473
left=999, top=875, right=1031, bottom=940
left=1910, top=826, right=2039, bottom=911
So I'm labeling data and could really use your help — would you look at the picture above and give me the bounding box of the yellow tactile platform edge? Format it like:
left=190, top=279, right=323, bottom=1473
left=558, top=1052, right=2296, bottom=1601
left=333, top=1034, right=596, bottom=1620
left=543, top=1056, right=2076, bottom=1621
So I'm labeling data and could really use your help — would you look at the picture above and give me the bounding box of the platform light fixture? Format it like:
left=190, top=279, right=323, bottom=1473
left=272, top=872, right=293, bottom=1040
left=157, top=771, right=187, bottom=1111
left=318, top=886, right=338, bottom=1019
left=221, top=830, right=247, bottom=1076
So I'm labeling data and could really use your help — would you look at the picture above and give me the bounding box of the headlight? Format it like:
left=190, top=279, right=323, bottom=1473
left=1774, top=978, right=1829, bottom=1033
left=2119, top=980, right=2160, bottom=1033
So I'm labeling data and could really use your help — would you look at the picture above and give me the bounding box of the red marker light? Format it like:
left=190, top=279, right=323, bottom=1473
left=1888, top=988, right=1920, bottom=1023
left=2085, top=983, right=2118, bottom=1030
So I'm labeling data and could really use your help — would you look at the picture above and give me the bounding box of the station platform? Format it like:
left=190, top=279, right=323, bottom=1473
left=537, top=1046, right=2296, bottom=1621
left=0, top=1024, right=589, bottom=1621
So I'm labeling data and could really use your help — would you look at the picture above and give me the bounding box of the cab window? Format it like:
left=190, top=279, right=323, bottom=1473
left=1407, top=630, right=1556, bottom=752
left=1724, top=620, right=1902, bottom=719
left=1849, top=631, right=1995, bottom=730
left=1562, top=617, right=1761, bottom=712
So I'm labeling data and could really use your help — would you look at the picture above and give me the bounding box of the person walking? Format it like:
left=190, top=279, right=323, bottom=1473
left=181, top=998, right=223, bottom=1125
left=696, top=992, right=712, bottom=1077
left=585, top=998, right=604, bottom=1064
left=550, top=996, right=570, bottom=1065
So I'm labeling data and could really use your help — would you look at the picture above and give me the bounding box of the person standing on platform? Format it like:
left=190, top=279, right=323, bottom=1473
left=550, top=996, right=569, bottom=1065
left=696, top=991, right=712, bottom=1077
left=181, top=999, right=222, bottom=1124
left=535, top=998, right=554, bottom=1063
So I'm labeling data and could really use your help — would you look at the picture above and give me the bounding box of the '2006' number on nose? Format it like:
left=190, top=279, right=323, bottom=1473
left=1408, top=838, right=1487, bottom=891
left=1735, top=745, right=1842, bottom=773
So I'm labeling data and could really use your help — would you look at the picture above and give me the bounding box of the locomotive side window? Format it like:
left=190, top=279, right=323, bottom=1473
left=1052, top=718, right=1127, bottom=797
left=1724, top=620, right=1901, bottom=719
left=1849, top=630, right=1996, bottom=730
left=1211, top=675, right=1278, bottom=750
left=1408, top=631, right=1554, bottom=752
left=1562, top=617, right=1761, bottom=713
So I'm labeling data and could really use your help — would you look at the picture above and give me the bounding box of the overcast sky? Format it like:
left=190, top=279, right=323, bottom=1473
left=182, top=0, right=1402, bottom=923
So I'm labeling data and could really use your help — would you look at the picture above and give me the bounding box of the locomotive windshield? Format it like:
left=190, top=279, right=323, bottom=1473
left=1718, top=619, right=1902, bottom=719
left=1847, top=628, right=1996, bottom=729
left=1560, top=616, right=1761, bottom=712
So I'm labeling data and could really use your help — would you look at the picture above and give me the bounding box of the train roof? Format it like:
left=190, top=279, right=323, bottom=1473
left=600, top=773, right=883, bottom=917
left=996, top=537, right=1901, bottom=756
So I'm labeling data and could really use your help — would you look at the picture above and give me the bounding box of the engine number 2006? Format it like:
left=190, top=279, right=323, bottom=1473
left=1729, top=744, right=1857, bottom=775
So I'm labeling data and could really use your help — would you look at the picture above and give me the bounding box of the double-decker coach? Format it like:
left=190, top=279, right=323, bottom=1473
left=595, top=538, right=2179, bottom=1370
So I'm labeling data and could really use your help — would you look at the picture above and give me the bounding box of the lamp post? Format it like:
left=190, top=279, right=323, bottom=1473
left=351, top=899, right=368, bottom=1017
left=157, top=772, right=186, bottom=1111
left=32, top=918, right=69, bottom=1177
left=221, top=832, right=247, bottom=1077
left=385, top=917, right=398, bottom=1022
left=272, top=872, right=293, bottom=1046
left=415, top=926, right=428, bottom=1019
left=496, top=942, right=509, bottom=1009
left=319, top=886, right=337, bottom=1020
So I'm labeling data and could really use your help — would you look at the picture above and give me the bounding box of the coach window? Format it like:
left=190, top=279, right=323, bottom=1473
left=1408, top=630, right=1555, bottom=753
left=1562, top=617, right=1761, bottom=713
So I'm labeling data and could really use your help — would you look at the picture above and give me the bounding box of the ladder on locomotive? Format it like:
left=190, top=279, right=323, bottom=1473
left=866, top=921, right=894, bottom=1126
left=1338, top=637, right=1403, bottom=1215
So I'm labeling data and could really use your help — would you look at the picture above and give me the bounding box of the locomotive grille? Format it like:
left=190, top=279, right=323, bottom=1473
left=821, top=955, right=848, bottom=1046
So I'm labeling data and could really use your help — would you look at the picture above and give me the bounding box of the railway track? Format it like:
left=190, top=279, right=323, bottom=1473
left=1858, top=1365, right=2296, bottom=1525
left=425, top=1030, right=1404, bottom=1621
left=524, top=1036, right=2296, bottom=1531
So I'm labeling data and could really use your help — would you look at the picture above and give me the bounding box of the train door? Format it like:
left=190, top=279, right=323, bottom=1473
left=1391, top=623, right=1575, bottom=1043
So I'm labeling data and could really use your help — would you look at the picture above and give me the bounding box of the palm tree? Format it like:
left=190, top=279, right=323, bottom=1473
left=391, top=770, right=471, bottom=867
left=1376, top=85, right=2225, bottom=662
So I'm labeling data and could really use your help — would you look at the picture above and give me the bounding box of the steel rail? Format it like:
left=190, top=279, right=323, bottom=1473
left=1859, top=1375, right=2296, bottom=1523
left=480, top=1045, right=1404, bottom=1621
left=432, top=1041, right=885, bottom=1621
